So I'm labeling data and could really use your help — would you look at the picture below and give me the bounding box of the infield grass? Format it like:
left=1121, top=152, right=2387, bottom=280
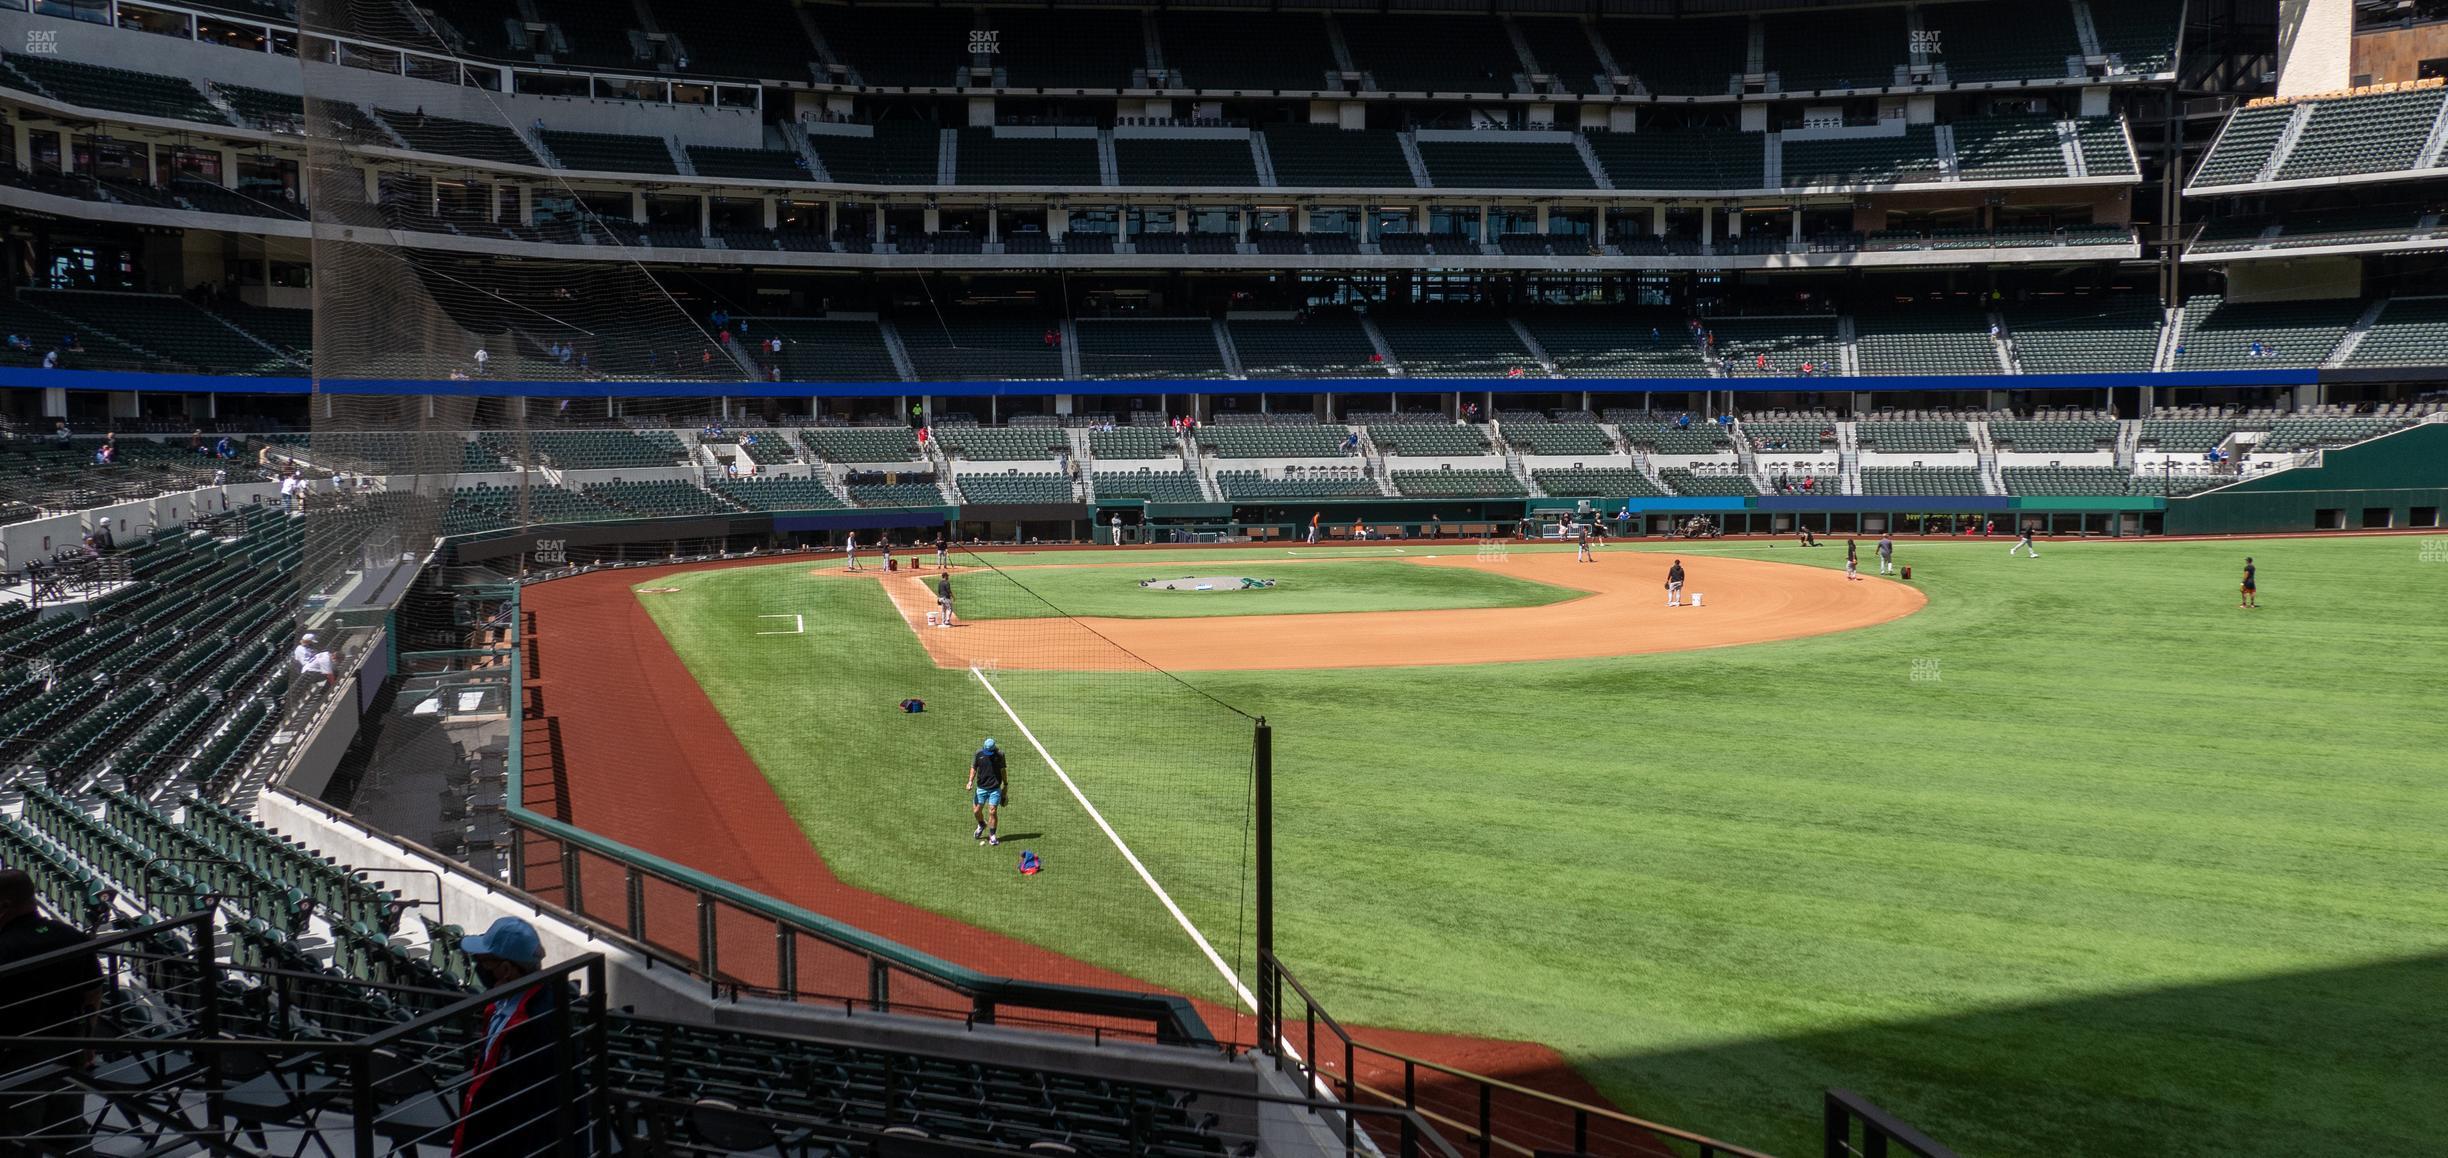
left=940, top=557, right=1579, bottom=620
left=638, top=536, right=2448, bottom=1158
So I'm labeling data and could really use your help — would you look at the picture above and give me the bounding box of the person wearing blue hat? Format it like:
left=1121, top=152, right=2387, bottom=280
left=452, top=916, right=562, bottom=1157
left=967, top=737, right=1008, bottom=846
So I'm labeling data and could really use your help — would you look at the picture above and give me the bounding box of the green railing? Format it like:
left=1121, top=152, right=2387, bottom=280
left=492, top=579, right=1217, bottom=1048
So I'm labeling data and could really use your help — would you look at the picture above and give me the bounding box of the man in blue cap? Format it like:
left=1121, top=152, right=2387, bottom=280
left=451, top=916, right=564, bottom=1158
left=967, top=738, right=1008, bottom=846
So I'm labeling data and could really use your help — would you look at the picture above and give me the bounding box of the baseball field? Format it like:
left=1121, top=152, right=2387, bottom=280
left=591, top=534, right=2447, bottom=1158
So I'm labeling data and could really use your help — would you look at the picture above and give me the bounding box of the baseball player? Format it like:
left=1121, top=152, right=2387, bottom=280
left=1575, top=522, right=1593, bottom=563
left=1877, top=533, right=1895, bottom=575
left=2010, top=526, right=2039, bottom=558
left=935, top=571, right=955, bottom=627
left=967, top=738, right=1007, bottom=845
left=1845, top=538, right=1860, bottom=581
left=2240, top=556, right=2257, bottom=609
left=934, top=533, right=949, bottom=570
left=844, top=531, right=859, bottom=571
left=1665, top=559, right=1685, bottom=607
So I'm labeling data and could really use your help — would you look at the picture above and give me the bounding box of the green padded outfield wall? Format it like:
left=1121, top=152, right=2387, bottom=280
left=2165, top=423, right=2448, bottom=535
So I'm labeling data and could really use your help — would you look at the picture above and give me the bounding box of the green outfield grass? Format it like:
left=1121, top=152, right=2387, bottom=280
left=941, top=557, right=1579, bottom=620
left=637, top=537, right=2448, bottom=1158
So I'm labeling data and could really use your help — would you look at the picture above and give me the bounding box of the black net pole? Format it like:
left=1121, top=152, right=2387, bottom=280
left=1255, top=716, right=1275, bottom=1052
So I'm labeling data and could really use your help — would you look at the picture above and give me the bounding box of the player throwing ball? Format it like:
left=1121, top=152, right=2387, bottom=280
left=968, top=737, right=1007, bottom=845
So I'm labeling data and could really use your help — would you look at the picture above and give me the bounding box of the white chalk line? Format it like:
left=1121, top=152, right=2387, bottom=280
left=969, top=665, right=1365, bottom=1132
left=755, top=613, right=805, bottom=635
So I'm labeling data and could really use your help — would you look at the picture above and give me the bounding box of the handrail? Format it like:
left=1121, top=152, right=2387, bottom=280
left=498, top=578, right=1217, bottom=1047
left=1262, top=949, right=1779, bottom=1158
left=1822, top=1091, right=1957, bottom=1158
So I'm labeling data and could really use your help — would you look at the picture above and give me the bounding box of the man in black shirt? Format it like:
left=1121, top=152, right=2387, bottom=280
left=968, top=738, right=1008, bottom=846
left=0, top=868, right=103, bottom=1155
left=1665, top=560, right=1686, bottom=608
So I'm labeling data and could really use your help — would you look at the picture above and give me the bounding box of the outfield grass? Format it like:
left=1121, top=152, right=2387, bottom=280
left=638, top=538, right=2448, bottom=1158
left=943, top=558, right=1578, bottom=620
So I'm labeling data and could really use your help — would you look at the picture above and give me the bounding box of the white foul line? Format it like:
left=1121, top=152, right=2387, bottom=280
left=756, top=613, right=805, bottom=635
left=972, top=664, right=1378, bottom=1144
left=970, top=664, right=1258, bottom=1012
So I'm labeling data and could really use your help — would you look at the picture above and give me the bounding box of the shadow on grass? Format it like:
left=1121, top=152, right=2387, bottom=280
left=1409, top=954, right=2448, bottom=1158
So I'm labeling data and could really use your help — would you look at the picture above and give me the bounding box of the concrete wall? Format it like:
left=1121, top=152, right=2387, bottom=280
left=2278, top=0, right=2356, bottom=98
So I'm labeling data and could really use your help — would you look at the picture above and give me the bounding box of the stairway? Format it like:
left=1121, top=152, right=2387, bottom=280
left=1503, top=444, right=1541, bottom=497
left=1837, top=421, right=1862, bottom=494
left=1212, top=320, right=1245, bottom=377
left=2253, top=104, right=2316, bottom=184
left=1358, top=430, right=1395, bottom=496
left=1249, top=133, right=1279, bottom=187
left=1507, top=318, right=1561, bottom=376
left=1059, top=320, right=1084, bottom=378
left=1095, top=130, right=1120, bottom=186
left=1989, top=311, right=2019, bottom=373
left=1836, top=316, right=1862, bottom=377
left=1970, top=422, right=2006, bottom=494
left=877, top=319, right=919, bottom=380
left=1730, top=420, right=1770, bottom=491
left=2113, top=419, right=2139, bottom=470
left=1358, top=314, right=1403, bottom=374
left=1396, top=132, right=1434, bottom=188
left=2325, top=299, right=2389, bottom=367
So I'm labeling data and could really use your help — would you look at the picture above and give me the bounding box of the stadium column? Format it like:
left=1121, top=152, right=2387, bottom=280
left=986, top=206, right=999, bottom=243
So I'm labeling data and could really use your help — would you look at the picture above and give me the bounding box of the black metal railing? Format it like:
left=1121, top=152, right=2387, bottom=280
left=1821, top=1091, right=1959, bottom=1158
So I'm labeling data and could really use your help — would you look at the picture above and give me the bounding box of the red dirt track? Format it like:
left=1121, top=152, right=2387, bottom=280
left=522, top=546, right=1879, bottom=1156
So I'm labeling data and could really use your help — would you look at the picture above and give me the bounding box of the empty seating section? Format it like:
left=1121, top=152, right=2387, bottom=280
left=645, top=0, right=817, bottom=81
left=957, top=472, right=1073, bottom=503
left=1089, top=427, right=1180, bottom=460
left=1415, top=141, right=1595, bottom=190
left=814, top=6, right=975, bottom=88
left=274, top=432, right=503, bottom=473
left=896, top=319, right=1065, bottom=380
left=1516, top=17, right=1606, bottom=91
left=377, top=110, right=540, bottom=165
left=1710, top=318, right=1843, bottom=376
left=1853, top=310, right=1999, bottom=375
left=1114, top=137, right=1258, bottom=186
left=212, top=303, right=314, bottom=358
left=1611, top=18, right=1747, bottom=95
left=1262, top=126, right=1417, bottom=187
left=587, top=479, right=737, bottom=516
left=2005, top=295, right=2163, bottom=373
left=1367, top=424, right=1491, bottom=456
left=1859, top=466, right=1984, bottom=495
left=1339, top=16, right=1520, bottom=92
left=213, top=83, right=305, bottom=132
left=1659, top=468, right=1756, bottom=496
left=1616, top=421, right=1728, bottom=455
left=2192, top=105, right=2292, bottom=186
left=847, top=481, right=944, bottom=507
left=2090, top=0, right=2183, bottom=74
left=2002, top=466, right=2133, bottom=495
left=803, top=125, right=941, bottom=185
left=1093, top=469, right=1203, bottom=500
left=687, top=146, right=808, bottom=180
left=2257, top=415, right=2410, bottom=453
left=705, top=432, right=793, bottom=466
left=957, top=130, right=1099, bottom=186
left=1394, top=468, right=1525, bottom=497
left=1991, top=419, right=2116, bottom=453
left=800, top=427, right=919, bottom=463
left=2264, top=207, right=2430, bottom=249
left=3, top=54, right=228, bottom=124
left=1230, top=317, right=1384, bottom=377
left=1855, top=420, right=1969, bottom=453
left=937, top=426, right=1067, bottom=461
left=1783, top=127, right=1942, bottom=187
left=757, top=318, right=900, bottom=380
left=2074, top=117, right=2137, bottom=175
left=1160, top=13, right=1338, bottom=91
left=1502, top=422, right=1612, bottom=456
left=26, top=292, right=299, bottom=375
left=529, top=0, right=641, bottom=68
left=1586, top=130, right=1765, bottom=190
left=1528, top=317, right=1714, bottom=377
left=1199, top=426, right=1353, bottom=458
left=1742, top=416, right=1840, bottom=450
left=449, top=481, right=629, bottom=529
left=1920, top=1, right=2078, bottom=83
left=2172, top=295, right=2358, bottom=369
left=2276, top=89, right=2448, bottom=180
left=711, top=477, right=846, bottom=509
left=542, top=130, right=675, bottom=174
left=477, top=430, right=685, bottom=469
left=1951, top=118, right=2069, bottom=182
left=985, top=11, right=1141, bottom=88
left=1534, top=467, right=1666, bottom=497
left=1215, top=470, right=1378, bottom=498
left=2348, top=297, right=2448, bottom=366
left=1375, top=318, right=1537, bottom=377
left=1763, top=9, right=1906, bottom=91
left=1076, top=321, right=1228, bottom=379
left=2131, top=472, right=2228, bottom=496
left=2138, top=418, right=2233, bottom=453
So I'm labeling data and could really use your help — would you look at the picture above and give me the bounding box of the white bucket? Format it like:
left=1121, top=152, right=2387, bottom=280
left=926, top=611, right=941, bottom=627
left=1692, top=593, right=1704, bottom=607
